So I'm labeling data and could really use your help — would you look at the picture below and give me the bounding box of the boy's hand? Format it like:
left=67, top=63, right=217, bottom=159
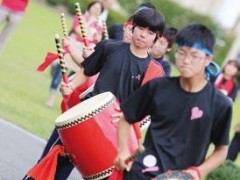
left=60, top=81, right=74, bottom=95
left=63, top=37, right=74, bottom=52
left=114, top=149, right=133, bottom=171
left=183, top=166, right=201, bottom=180
left=82, top=46, right=94, bottom=59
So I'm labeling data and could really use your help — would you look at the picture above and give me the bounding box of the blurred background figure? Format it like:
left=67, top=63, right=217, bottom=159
left=150, top=27, right=178, bottom=76
left=215, top=59, right=240, bottom=162
left=46, top=0, right=104, bottom=108
left=70, top=0, right=104, bottom=43
left=214, top=59, right=240, bottom=102
left=99, top=0, right=116, bottom=21
left=213, top=59, right=240, bottom=162
left=0, top=0, right=29, bottom=53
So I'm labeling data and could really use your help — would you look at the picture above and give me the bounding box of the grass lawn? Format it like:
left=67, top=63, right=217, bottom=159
left=0, top=0, right=72, bottom=138
left=0, top=0, right=240, bottom=170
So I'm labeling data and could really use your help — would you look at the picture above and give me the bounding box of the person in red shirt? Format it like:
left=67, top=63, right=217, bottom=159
left=0, top=0, right=29, bottom=52
left=214, top=59, right=240, bottom=101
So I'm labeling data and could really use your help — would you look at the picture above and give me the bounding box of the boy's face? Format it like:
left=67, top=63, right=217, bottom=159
left=150, top=36, right=169, bottom=58
left=175, top=46, right=211, bottom=78
left=132, top=26, right=157, bottom=50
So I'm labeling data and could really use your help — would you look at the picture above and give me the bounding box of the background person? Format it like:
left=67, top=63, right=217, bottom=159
left=0, top=0, right=29, bottom=52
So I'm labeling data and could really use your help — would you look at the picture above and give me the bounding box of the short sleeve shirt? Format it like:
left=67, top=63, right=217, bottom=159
left=81, top=41, right=151, bottom=101
left=121, top=77, right=232, bottom=171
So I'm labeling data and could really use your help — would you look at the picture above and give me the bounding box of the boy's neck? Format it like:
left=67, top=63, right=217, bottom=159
left=180, top=75, right=207, bottom=93
left=130, top=44, right=148, bottom=58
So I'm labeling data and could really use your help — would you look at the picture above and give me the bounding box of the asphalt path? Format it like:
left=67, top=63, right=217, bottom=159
left=0, top=118, right=82, bottom=180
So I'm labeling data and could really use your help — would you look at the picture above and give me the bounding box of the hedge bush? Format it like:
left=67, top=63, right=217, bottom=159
left=46, top=0, right=64, bottom=6
left=206, top=160, right=240, bottom=180
left=65, top=0, right=90, bottom=15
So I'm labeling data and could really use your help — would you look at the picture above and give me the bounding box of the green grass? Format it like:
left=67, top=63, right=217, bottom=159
left=0, top=0, right=72, bottom=139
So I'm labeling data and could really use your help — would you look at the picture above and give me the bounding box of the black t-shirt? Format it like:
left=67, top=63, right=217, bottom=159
left=121, top=77, right=232, bottom=172
left=108, top=24, right=123, bottom=41
left=154, top=57, right=171, bottom=76
left=81, top=41, right=151, bottom=101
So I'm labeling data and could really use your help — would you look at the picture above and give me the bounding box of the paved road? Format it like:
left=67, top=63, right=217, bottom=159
left=0, top=118, right=82, bottom=180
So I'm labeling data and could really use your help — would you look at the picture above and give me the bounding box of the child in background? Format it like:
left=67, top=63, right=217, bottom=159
left=219, top=60, right=240, bottom=162
left=214, top=59, right=240, bottom=102
left=150, top=27, right=178, bottom=76
left=71, top=0, right=104, bottom=43
left=46, top=0, right=104, bottom=108
left=0, top=0, right=29, bottom=52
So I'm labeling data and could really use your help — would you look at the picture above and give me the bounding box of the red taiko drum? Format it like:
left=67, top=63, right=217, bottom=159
left=55, top=92, right=138, bottom=180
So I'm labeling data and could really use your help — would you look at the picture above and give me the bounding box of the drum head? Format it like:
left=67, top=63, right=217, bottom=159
left=154, top=170, right=192, bottom=180
left=55, top=91, right=115, bottom=128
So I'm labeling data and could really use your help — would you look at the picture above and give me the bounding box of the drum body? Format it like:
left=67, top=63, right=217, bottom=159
left=55, top=92, right=138, bottom=180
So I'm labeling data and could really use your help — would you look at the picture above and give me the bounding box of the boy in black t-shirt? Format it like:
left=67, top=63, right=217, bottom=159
left=24, top=9, right=165, bottom=180
left=114, top=24, right=232, bottom=180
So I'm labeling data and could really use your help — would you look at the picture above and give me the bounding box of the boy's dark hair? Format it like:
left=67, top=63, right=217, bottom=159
left=132, top=9, right=165, bottom=42
left=138, top=2, right=156, bottom=10
left=163, top=27, right=178, bottom=48
left=176, top=24, right=215, bottom=55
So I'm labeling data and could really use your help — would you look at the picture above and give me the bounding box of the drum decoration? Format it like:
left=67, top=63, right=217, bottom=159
left=139, top=115, right=151, bottom=130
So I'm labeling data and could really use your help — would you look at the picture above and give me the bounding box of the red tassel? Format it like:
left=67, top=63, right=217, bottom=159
left=37, top=46, right=70, bottom=72
left=26, top=145, right=65, bottom=180
left=37, top=52, right=59, bottom=72
left=141, top=60, right=165, bottom=85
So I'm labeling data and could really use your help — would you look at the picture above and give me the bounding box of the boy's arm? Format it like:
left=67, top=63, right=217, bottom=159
left=63, top=37, right=83, bottom=65
left=60, top=67, right=89, bottom=95
left=114, top=114, right=133, bottom=171
left=185, top=145, right=228, bottom=180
